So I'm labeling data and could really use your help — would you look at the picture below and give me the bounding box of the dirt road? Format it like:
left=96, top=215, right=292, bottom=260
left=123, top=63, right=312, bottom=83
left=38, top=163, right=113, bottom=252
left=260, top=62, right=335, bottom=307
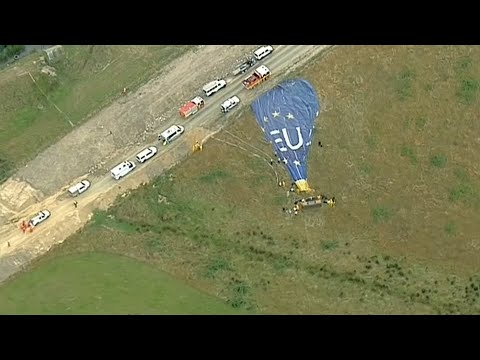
left=0, top=45, right=333, bottom=284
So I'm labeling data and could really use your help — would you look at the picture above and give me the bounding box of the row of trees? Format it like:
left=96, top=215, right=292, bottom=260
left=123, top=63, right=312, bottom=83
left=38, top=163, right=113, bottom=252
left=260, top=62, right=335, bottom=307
left=0, top=45, right=26, bottom=63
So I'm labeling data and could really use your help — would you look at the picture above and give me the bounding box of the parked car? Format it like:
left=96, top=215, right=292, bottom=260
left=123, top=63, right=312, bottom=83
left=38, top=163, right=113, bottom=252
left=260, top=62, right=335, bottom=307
left=253, top=45, right=274, bottom=61
left=111, top=160, right=136, bottom=180
left=29, top=210, right=51, bottom=227
left=202, top=79, right=227, bottom=97
left=68, top=179, right=91, bottom=197
left=159, top=125, right=185, bottom=145
left=221, top=96, right=241, bottom=113
left=136, top=146, right=158, bottom=163
left=232, top=57, right=256, bottom=76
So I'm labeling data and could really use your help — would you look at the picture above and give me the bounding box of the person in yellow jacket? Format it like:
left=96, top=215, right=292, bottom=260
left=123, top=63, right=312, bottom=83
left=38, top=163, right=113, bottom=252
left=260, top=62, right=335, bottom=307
left=327, top=197, right=336, bottom=208
left=192, top=140, right=203, bottom=152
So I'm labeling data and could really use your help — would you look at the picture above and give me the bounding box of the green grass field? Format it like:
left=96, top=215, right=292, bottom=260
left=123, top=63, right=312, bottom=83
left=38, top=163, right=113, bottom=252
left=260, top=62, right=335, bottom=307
left=3, top=45, right=480, bottom=314
left=0, top=45, right=193, bottom=182
left=0, top=252, right=243, bottom=314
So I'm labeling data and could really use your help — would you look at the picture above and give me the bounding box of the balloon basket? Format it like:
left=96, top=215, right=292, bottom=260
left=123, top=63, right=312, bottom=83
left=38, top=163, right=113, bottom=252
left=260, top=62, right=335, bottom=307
left=294, top=180, right=313, bottom=193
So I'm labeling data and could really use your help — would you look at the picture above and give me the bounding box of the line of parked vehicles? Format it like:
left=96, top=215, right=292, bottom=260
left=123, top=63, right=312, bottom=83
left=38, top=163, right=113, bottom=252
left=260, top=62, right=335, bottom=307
left=180, top=45, right=274, bottom=117
left=25, top=46, right=275, bottom=229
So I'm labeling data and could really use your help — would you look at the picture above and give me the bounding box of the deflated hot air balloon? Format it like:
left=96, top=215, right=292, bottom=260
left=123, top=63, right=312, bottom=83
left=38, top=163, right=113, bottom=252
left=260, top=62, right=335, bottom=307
left=251, top=79, right=320, bottom=192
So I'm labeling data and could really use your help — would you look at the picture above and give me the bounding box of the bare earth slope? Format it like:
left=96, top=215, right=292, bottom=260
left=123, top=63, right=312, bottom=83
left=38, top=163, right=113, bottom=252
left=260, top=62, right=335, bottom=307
left=15, top=46, right=258, bottom=197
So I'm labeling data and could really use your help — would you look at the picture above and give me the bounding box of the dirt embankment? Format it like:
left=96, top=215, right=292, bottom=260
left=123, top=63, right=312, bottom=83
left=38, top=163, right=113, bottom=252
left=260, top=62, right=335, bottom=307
left=8, top=45, right=257, bottom=205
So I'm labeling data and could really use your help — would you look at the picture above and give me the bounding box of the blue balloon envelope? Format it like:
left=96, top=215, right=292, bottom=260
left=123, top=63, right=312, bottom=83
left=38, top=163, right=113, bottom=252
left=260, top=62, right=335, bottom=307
left=251, top=79, right=320, bottom=192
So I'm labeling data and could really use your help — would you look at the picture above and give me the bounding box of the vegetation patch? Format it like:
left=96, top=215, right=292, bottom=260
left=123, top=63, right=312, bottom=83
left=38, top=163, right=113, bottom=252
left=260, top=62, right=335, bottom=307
left=400, top=145, right=417, bottom=164
left=372, top=207, right=393, bottom=224
left=430, top=154, right=447, bottom=168
left=395, top=69, right=415, bottom=100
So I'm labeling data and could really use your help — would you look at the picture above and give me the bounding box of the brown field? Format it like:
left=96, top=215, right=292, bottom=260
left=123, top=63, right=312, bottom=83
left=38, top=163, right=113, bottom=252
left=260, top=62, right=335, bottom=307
left=6, top=45, right=480, bottom=314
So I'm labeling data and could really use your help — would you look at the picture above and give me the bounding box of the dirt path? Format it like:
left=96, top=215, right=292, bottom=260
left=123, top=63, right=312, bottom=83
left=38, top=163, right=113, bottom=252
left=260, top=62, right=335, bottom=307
left=10, top=46, right=259, bottom=197
left=0, top=45, right=334, bottom=284
left=0, top=45, right=256, bottom=221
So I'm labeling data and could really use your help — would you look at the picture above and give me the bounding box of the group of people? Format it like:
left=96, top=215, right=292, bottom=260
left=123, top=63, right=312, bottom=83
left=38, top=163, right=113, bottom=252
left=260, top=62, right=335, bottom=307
left=282, top=203, right=302, bottom=216
left=275, top=140, right=332, bottom=216
left=270, top=157, right=282, bottom=166
left=278, top=179, right=297, bottom=193
left=282, top=206, right=297, bottom=216
left=19, top=220, right=33, bottom=234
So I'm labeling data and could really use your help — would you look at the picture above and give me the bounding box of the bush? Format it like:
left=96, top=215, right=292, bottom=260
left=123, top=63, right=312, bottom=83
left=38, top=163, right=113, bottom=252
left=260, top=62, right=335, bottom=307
left=372, top=207, right=392, bottom=224
left=430, top=154, right=447, bottom=168
left=400, top=145, right=417, bottom=164
left=0, top=45, right=25, bottom=63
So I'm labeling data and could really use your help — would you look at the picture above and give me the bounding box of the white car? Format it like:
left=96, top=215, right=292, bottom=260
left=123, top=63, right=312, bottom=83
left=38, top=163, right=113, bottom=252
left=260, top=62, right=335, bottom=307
left=111, top=160, right=136, bottom=180
left=253, top=45, right=274, bottom=61
left=202, top=79, right=227, bottom=97
left=136, top=146, right=158, bottom=163
left=221, top=96, right=241, bottom=113
left=159, top=125, right=185, bottom=145
left=68, top=179, right=91, bottom=197
left=29, top=210, right=51, bottom=227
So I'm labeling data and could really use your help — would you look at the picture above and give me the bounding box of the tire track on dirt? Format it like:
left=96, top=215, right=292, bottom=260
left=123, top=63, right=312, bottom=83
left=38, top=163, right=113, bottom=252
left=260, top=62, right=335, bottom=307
left=12, top=45, right=259, bottom=197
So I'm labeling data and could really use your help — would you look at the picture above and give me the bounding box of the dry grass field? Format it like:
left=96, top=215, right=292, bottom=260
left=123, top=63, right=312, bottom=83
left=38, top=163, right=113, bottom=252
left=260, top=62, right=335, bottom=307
left=2, top=45, right=479, bottom=314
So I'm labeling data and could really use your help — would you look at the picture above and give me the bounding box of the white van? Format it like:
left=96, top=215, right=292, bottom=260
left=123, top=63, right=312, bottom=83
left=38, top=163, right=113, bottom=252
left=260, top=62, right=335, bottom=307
left=202, top=79, right=227, bottom=97
left=221, top=96, right=240, bottom=113
left=111, top=160, right=136, bottom=180
left=159, top=125, right=185, bottom=145
left=253, top=45, right=274, bottom=61
left=136, top=146, right=158, bottom=163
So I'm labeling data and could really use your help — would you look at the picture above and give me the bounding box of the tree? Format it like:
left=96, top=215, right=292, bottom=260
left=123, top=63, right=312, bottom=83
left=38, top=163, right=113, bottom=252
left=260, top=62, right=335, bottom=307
left=0, top=45, right=25, bottom=63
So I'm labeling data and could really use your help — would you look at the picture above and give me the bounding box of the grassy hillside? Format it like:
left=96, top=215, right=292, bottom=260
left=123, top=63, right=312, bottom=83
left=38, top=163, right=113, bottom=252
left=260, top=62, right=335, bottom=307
left=0, top=252, right=243, bottom=314
left=4, top=45, right=480, bottom=314
left=0, top=45, right=193, bottom=182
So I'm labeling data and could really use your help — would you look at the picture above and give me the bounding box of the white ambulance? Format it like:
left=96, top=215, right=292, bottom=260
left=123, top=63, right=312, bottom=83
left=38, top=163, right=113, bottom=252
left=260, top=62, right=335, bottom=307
left=111, top=160, right=136, bottom=180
